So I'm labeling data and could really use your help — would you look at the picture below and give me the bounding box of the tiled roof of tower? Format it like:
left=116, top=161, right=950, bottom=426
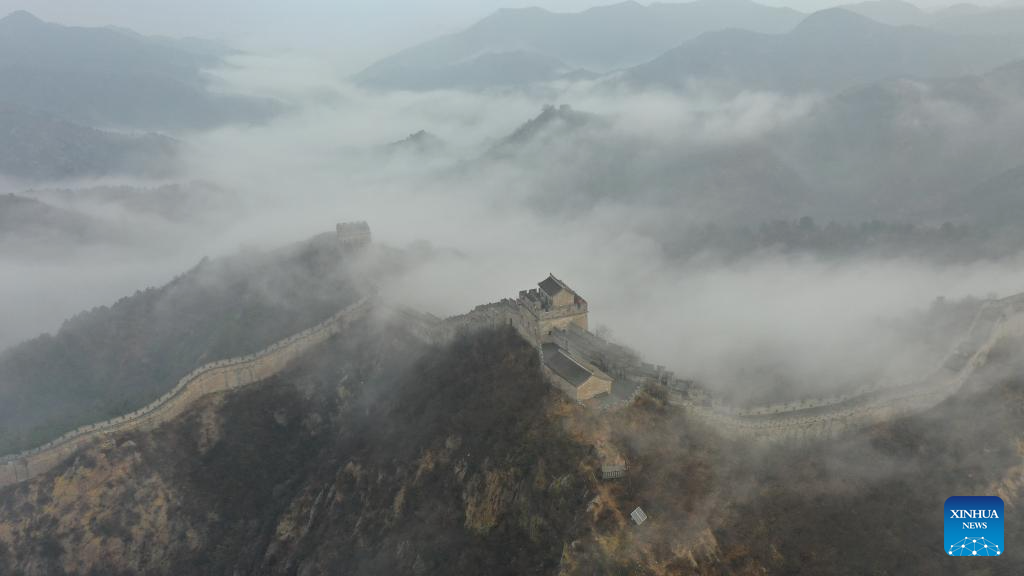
left=542, top=343, right=591, bottom=387
left=539, top=274, right=568, bottom=297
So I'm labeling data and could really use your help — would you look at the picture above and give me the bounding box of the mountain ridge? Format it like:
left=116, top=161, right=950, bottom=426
left=0, top=10, right=280, bottom=130
left=625, top=7, right=1024, bottom=93
left=0, top=104, right=179, bottom=181
left=356, top=0, right=805, bottom=90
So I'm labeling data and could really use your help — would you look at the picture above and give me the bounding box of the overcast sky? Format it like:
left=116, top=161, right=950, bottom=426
left=0, top=0, right=1011, bottom=71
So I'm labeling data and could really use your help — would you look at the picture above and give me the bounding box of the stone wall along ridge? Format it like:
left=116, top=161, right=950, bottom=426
left=0, top=297, right=373, bottom=487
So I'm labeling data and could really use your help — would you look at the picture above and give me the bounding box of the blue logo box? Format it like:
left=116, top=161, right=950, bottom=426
left=945, top=496, right=1004, bottom=557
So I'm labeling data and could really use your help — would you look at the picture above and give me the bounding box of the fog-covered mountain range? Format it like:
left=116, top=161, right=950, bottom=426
left=356, top=0, right=805, bottom=89
left=4, top=3, right=1024, bottom=574
left=0, top=10, right=279, bottom=130
left=357, top=1, right=1024, bottom=92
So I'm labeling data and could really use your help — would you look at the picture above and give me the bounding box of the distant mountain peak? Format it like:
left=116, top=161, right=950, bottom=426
left=854, top=0, right=924, bottom=9
left=386, top=129, right=445, bottom=153
left=798, top=7, right=877, bottom=26
left=940, top=3, right=988, bottom=16
left=488, top=6, right=550, bottom=18
left=794, top=7, right=883, bottom=35
left=532, top=104, right=587, bottom=125
left=496, top=104, right=596, bottom=149
left=689, top=0, right=756, bottom=5
left=356, top=0, right=806, bottom=90
left=843, top=0, right=932, bottom=26
left=585, top=1, right=644, bottom=13
left=1, top=10, right=44, bottom=26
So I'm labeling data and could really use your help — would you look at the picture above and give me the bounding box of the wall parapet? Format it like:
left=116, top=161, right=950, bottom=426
left=0, top=297, right=373, bottom=486
left=664, top=299, right=1024, bottom=443
left=5, top=289, right=1022, bottom=486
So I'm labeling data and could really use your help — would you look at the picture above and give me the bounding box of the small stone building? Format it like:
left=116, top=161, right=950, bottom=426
left=631, top=507, right=648, bottom=526
left=541, top=343, right=613, bottom=401
left=601, top=457, right=627, bottom=480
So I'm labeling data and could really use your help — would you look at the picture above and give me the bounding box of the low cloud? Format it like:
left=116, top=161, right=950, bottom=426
left=4, top=54, right=1024, bottom=402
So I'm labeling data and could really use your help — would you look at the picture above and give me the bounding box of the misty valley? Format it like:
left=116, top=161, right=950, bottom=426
left=1, top=1, right=1023, bottom=575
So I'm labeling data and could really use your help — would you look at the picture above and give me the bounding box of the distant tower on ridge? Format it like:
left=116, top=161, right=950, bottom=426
left=336, top=221, right=372, bottom=248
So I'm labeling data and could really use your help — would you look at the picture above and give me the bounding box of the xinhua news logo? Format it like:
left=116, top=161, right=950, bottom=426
left=945, top=496, right=1004, bottom=557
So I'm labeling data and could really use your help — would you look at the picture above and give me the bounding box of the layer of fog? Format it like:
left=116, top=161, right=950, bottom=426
left=5, top=53, right=1024, bottom=401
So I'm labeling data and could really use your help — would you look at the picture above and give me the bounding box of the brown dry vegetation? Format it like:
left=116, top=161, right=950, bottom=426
left=0, top=326, right=1022, bottom=575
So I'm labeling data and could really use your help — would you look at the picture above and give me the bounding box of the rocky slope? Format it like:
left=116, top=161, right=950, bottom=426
left=0, top=323, right=593, bottom=575
left=0, top=318, right=1021, bottom=575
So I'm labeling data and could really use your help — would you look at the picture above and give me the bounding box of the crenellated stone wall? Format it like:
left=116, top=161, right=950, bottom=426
left=540, top=293, right=1024, bottom=443
left=0, top=297, right=374, bottom=488
left=442, top=300, right=541, bottom=347
left=668, top=297, right=1024, bottom=443
left=420, top=289, right=1024, bottom=444
left=5, top=288, right=1024, bottom=488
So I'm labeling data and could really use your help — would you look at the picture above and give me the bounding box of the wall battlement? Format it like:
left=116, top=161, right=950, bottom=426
left=423, top=280, right=1024, bottom=441
left=531, top=293, right=1024, bottom=443
left=669, top=298, right=1024, bottom=443
left=5, top=269, right=1024, bottom=488
left=0, top=297, right=374, bottom=488
left=433, top=275, right=591, bottom=351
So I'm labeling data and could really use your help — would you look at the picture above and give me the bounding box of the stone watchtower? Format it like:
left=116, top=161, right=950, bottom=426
left=443, top=273, right=609, bottom=401
left=337, top=221, right=372, bottom=248
left=517, top=275, right=610, bottom=401
left=517, top=274, right=589, bottom=338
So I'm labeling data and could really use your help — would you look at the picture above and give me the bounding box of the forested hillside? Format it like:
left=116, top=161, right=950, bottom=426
left=0, top=235, right=365, bottom=454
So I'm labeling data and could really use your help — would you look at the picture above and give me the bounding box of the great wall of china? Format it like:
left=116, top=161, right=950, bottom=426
left=679, top=295, right=1024, bottom=441
left=0, top=297, right=374, bottom=488
left=664, top=296, right=1024, bottom=440
left=3, top=283, right=1024, bottom=489
left=437, top=290, right=1024, bottom=442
